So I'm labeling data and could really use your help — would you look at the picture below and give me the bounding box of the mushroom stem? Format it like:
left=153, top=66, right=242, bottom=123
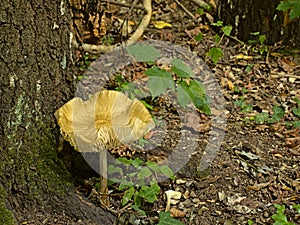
left=99, top=150, right=109, bottom=206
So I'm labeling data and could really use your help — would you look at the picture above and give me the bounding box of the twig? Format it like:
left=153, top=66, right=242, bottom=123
left=99, top=198, right=133, bottom=216
left=174, top=0, right=197, bottom=21
left=270, top=74, right=300, bottom=79
left=102, top=0, right=145, bottom=11
left=128, top=0, right=141, bottom=13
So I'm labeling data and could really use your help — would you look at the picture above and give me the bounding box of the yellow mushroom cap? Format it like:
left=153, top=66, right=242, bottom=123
left=55, top=90, right=155, bottom=152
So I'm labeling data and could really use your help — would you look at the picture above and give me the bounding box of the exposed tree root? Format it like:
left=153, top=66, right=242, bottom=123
left=72, top=0, right=152, bottom=54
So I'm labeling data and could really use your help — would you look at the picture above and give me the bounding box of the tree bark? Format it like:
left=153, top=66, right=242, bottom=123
left=219, top=0, right=300, bottom=47
left=0, top=0, right=114, bottom=224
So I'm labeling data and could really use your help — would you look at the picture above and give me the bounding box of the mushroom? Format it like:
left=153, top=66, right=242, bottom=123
left=55, top=90, right=155, bottom=205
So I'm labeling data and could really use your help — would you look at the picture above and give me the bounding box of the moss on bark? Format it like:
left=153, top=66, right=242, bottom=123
left=0, top=186, right=15, bottom=225
left=2, top=119, right=72, bottom=208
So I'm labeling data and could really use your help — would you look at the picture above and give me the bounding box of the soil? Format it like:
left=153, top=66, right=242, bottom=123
left=21, top=0, right=300, bottom=224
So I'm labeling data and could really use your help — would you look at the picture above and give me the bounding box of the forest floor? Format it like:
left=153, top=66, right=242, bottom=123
left=20, top=0, right=300, bottom=224
left=73, top=1, right=300, bottom=225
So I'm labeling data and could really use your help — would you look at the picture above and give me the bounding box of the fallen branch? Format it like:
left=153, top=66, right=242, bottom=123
left=72, top=0, right=152, bottom=54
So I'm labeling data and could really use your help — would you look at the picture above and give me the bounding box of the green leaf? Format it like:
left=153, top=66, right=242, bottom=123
left=222, top=25, right=233, bottom=36
left=107, top=165, right=123, bottom=175
left=269, top=105, right=285, bottom=123
left=193, top=96, right=211, bottom=115
left=248, top=39, right=257, bottom=45
left=208, top=47, right=224, bottom=64
left=196, top=8, right=204, bottom=15
left=293, top=204, right=300, bottom=213
left=116, top=157, right=133, bottom=165
left=138, top=183, right=160, bottom=203
left=133, top=192, right=142, bottom=207
left=188, top=80, right=211, bottom=115
left=271, top=213, right=289, bottom=223
left=290, top=4, right=300, bottom=19
left=133, top=88, right=145, bottom=97
left=138, top=138, right=149, bottom=147
left=146, top=161, right=162, bottom=173
left=176, top=81, right=193, bottom=107
left=132, top=158, right=144, bottom=168
left=277, top=0, right=300, bottom=20
left=274, top=204, right=286, bottom=214
left=140, top=100, right=153, bottom=110
left=160, top=165, right=175, bottom=180
left=131, top=204, right=146, bottom=216
left=271, top=204, right=296, bottom=225
left=294, top=97, right=300, bottom=105
left=277, top=1, right=292, bottom=11
left=255, top=112, right=269, bottom=124
left=122, top=186, right=135, bottom=206
left=189, top=80, right=206, bottom=97
left=246, top=64, right=254, bottom=72
left=242, top=87, right=249, bottom=94
left=292, top=120, right=300, bottom=128
left=171, top=59, right=194, bottom=78
left=137, top=167, right=152, bottom=181
left=126, top=44, right=161, bottom=63
left=145, top=66, right=174, bottom=97
left=234, top=99, right=244, bottom=107
left=158, top=212, right=184, bottom=225
left=247, top=220, right=254, bottom=225
left=286, top=120, right=300, bottom=128
left=195, top=32, right=203, bottom=42
left=292, top=107, right=300, bottom=118
left=214, top=34, right=221, bottom=43
left=118, top=181, right=134, bottom=190
left=241, top=103, right=253, bottom=113
left=259, top=45, right=268, bottom=55
left=211, top=20, right=223, bottom=26
left=259, top=34, right=266, bottom=45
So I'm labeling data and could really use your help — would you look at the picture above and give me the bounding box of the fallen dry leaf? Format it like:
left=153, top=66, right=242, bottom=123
left=165, top=190, right=182, bottom=211
left=236, top=54, right=253, bottom=60
left=153, top=21, right=172, bottom=29
left=247, top=182, right=271, bottom=191
left=170, top=207, right=186, bottom=218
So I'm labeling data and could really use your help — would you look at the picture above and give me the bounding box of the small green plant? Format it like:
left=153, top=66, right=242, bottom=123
left=79, top=52, right=100, bottom=73
left=126, top=44, right=211, bottom=115
left=292, top=204, right=300, bottom=213
left=108, top=157, right=175, bottom=216
left=255, top=105, right=285, bottom=124
left=247, top=219, right=254, bottom=225
left=248, top=32, right=268, bottom=55
left=101, top=36, right=114, bottom=46
left=114, top=74, right=154, bottom=111
left=234, top=97, right=253, bottom=113
left=286, top=98, right=300, bottom=128
left=277, top=0, right=300, bottom=20
left=255, top=99, right=300, bottom=128
left=207, top=21, right=233, bottom=64
left=246, top=64, right=254, bottom=73
left=271, top=204, right=297, bottom=225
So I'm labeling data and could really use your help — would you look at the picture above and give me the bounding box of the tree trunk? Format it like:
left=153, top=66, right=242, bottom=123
left=219, top=0, right=300, bottom=47
left=0, top=0, right=113, bottom=224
